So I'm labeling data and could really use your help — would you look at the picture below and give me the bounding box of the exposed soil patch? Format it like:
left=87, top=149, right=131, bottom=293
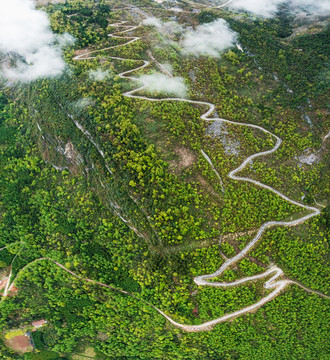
left=73, top=49, right=92, bottom=59
left=169, top=147, right=196, bottom=172
left=5, top=335, right=33, bottom=354
left=222, top=229, right=257, bottom=243
left=97, top=332, right=109, bottom=341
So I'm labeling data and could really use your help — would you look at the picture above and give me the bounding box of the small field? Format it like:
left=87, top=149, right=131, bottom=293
left=71, top=346, right=96, bottom=360
left=5, top=333, right=33, bottom=354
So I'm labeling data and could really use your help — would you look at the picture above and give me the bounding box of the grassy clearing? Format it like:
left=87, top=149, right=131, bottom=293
left=4, top=329, right=25, bottom=339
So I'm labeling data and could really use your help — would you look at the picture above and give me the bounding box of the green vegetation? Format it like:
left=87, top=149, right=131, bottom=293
left=4, top=330, right=25, bottom=340
left=25, top=351, right=66, bottom=360
left=0, top=0, right=329, bottom=359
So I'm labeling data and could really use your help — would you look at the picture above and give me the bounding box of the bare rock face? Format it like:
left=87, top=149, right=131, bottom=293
left=207, top=121, right=240, bottom=156
left=64, top=141, right=83, bottom=165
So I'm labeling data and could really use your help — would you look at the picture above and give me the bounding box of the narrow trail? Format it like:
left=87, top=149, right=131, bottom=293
left=147, top=50, right=173, bottom=78
left=216, top=0, right=234, bottom=8
left=0, top=242, right=23, bottom=299
left=201, top=149, right=225, bottom=193
left=3, top=21, right=327, bottom=332
left=1, top=244, right=23, bottom=300
left=0, top=241, right=23, bottom=252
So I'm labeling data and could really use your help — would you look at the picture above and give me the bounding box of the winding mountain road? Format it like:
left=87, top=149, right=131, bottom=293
left=2, top=21, right=327, bottom=332
left=75, top=22, right=329, bottom=330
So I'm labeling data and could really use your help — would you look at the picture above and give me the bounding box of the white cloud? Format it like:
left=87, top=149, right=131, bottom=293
left=142, top=17, right=236, bottom=58
left=74, top=97, right=94, bottom=109
left=138, top=73, right=187, bottom=97
left=227, top=0, right=330, bottom=17
left=181, top=19, right=236, bottom=57
left=57, top=32, right=75, bottom=47
left=89, top=69, right=112, bottom=81
left=290, top=0, right=330, bottom=15
left=143, top=17, right=163, bottom=28
left=0, top=0, right=73, bottom=81
left=228, top=0, right=283, bottom=17
left=142, top=17, right=183, bottom=35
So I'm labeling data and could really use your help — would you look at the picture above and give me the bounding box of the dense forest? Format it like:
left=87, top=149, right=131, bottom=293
left=0, top=0, right=329, bottom=359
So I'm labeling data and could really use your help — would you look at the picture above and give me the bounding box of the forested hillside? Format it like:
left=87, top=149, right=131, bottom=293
left=0, top=0, right=329, bottom=359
